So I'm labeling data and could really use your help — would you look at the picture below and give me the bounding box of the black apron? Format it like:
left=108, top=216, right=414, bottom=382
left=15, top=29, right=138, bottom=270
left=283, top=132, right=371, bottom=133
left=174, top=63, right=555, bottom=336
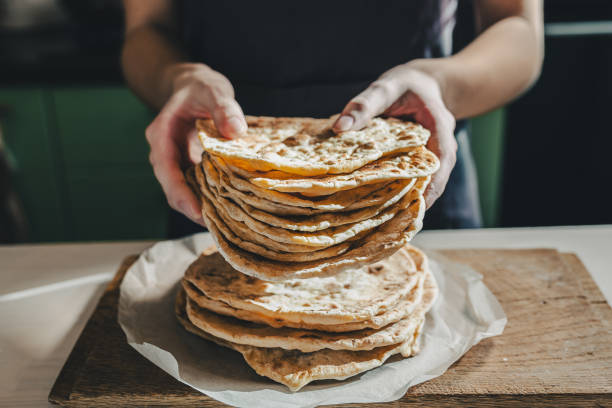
left=168, top=0, right=482, bottom=238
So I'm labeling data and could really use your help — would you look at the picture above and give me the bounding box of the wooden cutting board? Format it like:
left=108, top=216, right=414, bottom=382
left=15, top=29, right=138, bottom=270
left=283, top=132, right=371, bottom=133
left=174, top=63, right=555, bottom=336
left=48, top=249, right=612, bottom=407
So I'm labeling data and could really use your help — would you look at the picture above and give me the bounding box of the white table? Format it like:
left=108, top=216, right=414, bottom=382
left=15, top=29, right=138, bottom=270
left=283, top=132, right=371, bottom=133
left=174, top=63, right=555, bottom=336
left=1, top=225, right=611, bottom=407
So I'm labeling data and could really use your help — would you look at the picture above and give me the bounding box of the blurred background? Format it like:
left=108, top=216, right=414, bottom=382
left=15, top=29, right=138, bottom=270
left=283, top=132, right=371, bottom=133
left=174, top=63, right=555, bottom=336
left=0, top=0, right=610, bottom=243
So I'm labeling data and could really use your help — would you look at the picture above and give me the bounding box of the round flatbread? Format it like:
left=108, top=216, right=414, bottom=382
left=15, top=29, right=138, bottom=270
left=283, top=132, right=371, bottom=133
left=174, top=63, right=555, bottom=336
left=221, top=147, right=438, bottom=195
left=201, top=179, right=427, bottom=281
left=207, top=154, right=399, bottom=210
left=205, top=160, right=417, bottom=232
left=197, top=115, right=430, bottom=176
left=205, top=156, right=418, bottom=216
left=195, top=170, right=312, bottom=253
left=193, top=165, right=354, bottom=262
left=184, top=270, right=436, bottom=353
left=176, top=289, right=424, bottom=392
left=184, top=245, right=428, bottom=325
left=205, top=173, right=426, bottom=248
left=182, top=262, right=428, bottom=332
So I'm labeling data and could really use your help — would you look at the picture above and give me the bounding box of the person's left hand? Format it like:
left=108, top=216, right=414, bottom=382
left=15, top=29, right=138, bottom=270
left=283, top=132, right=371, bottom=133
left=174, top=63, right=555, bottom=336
left=333, top=62, right=456, bottom=209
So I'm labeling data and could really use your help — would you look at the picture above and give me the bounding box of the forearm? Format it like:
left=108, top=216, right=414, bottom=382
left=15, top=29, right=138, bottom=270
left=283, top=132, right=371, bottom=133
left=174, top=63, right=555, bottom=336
left=121, top=24, right=189, bottom=109
left=411, top=15, right=543, bottom=119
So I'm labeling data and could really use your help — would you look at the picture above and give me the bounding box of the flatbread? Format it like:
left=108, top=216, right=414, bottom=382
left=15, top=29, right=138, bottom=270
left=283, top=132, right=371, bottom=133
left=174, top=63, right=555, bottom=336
left=196, top=163, right=369, bottom=254
left=216, top=168, right=331, bottom=216
left=181, top=264, right=437, bottom=334
left=208, top=154, right=402, bottom=210
left=197, top=116, right=430, bottom=176
left=202, top=179, right=427, bottom=280
left=220, top=184, right=412, bottom=232
left=183, top=264, right=426, bottom=332
left=194, top=165, right=354, bottom=262
left=184, top=245, right=426, bottom=325
left=222, top=147, right=439, bottom=195
left=192, top=165, right=327, bottom=257
left=196, top=166, right=318, bottom=253
left=206, top=160, right=417, bottom=233
left=200, top=204, right=351, bottom=262
left=184, top=272, right=436, bottom=353
left=204, top=173, right=426, bottom=248
left=176, top=288, right=424, bottom=391
left=205, top=156, right=418, bottom=217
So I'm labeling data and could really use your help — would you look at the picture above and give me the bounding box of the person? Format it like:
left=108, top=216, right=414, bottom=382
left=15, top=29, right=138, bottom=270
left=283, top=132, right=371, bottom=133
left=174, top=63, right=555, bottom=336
left=121, top=0, right=543, bottom=237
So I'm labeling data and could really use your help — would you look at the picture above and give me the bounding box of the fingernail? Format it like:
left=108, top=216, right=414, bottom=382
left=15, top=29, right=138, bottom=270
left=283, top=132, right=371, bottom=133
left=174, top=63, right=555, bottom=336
left=227, top=117, right=247, bottom=137
left=335, top=115, right=354, bottom=132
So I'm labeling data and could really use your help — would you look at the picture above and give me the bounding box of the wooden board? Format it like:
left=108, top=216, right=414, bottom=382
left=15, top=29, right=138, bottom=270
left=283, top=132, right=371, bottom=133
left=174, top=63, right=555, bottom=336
left=48, top=249, right=612, bottom=407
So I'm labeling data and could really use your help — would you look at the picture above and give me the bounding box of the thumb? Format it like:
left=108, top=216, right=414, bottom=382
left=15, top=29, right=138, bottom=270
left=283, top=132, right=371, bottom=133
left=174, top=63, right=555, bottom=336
left=333, top=79, right=403, bottom=133
left=209, top=98, right=248, bottom=139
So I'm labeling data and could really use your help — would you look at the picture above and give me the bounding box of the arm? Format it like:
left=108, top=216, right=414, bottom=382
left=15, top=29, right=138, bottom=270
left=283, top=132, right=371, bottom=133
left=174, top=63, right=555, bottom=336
left=121, top=0, right=246, bottom=222
left=414, top=0, right=544, bottom=119
left=121, top=0, right=184, bottom=109
left=334, top=0, right=543, bottom=207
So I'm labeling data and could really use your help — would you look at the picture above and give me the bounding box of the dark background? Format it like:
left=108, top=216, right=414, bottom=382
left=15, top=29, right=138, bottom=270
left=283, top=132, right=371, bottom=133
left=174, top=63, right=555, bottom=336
left=1, top=0, right=611, bottom=243
left=455, top=0, right=612, bottom=227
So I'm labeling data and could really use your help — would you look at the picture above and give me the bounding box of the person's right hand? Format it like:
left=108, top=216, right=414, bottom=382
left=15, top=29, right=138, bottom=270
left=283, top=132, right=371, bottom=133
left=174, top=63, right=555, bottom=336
left=145, top=63, right=247, bottom=225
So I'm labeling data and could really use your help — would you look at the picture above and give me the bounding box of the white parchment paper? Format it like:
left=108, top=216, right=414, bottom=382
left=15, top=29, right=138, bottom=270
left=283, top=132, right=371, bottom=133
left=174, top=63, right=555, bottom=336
left=118, top=233, right=506, bottom=408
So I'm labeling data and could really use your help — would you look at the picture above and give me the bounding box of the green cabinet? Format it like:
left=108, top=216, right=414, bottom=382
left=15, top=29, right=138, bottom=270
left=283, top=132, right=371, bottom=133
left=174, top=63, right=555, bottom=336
left=470, top=109, right=506, bottom=227
left=0, top=88, right=66, bottom=241
left=0, top=86, right=168, bottom=242
left=52, top=88, right=167, bottom=240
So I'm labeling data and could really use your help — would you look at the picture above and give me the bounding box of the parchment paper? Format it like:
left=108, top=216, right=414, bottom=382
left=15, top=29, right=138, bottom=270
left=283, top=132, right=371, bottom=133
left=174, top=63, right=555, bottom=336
left=118, top=233, right=506, bottom=408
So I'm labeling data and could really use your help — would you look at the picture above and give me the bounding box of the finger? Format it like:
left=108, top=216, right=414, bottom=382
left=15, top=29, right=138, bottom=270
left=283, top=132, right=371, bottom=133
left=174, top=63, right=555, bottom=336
left=147, top=120, right=203, bottom=222
left=191, top=210, right=208, bottom=227
left=333, top=79, right=402, bottom=132
left=152, top=152, right=203, bottom=222
left=210, top=97, right=248, bottom=139
left=425, top=156, right=453, bottom=209
left=186, top=127, right=204, bottom=165
left=423, top=109, right=457, bottom=208
left=194, top=82, right=247, bottom=139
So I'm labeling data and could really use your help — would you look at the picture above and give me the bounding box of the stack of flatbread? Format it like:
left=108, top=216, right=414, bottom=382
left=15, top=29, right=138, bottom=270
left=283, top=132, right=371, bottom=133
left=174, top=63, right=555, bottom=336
left=177, top=116, right=440, bottom=390
left=190, top=116, right=439, bottom=281
left=176, top=244, right=437, bottom=391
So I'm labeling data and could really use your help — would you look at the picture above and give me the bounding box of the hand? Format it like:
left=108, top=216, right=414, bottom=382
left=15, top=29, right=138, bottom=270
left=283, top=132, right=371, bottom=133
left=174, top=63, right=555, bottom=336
left=145, top=63, right=247, bottom=224
left=333, top=61, right=457, bottom=209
